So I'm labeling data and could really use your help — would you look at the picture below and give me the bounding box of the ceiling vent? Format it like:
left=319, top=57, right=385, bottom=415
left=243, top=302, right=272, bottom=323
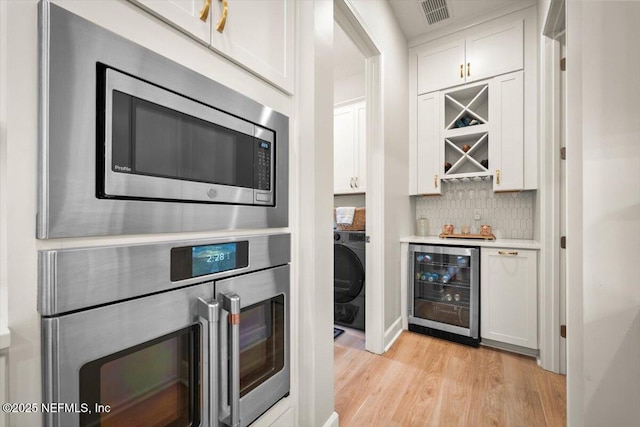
left=421, top=0, right=450, bottom=25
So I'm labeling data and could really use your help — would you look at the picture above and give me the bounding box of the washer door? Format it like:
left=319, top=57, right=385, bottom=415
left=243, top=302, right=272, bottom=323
left=334, top=244, right=365, bottom=304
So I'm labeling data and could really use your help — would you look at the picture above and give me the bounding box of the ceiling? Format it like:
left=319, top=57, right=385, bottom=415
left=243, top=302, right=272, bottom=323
left=388, top=0, right=529, bottom=40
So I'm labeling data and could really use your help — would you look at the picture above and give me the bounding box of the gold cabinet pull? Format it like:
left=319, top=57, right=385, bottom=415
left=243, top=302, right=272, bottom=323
left=496, top=169, right=500, bottom=185
left=199, top=0, right=211, bottom=21
left=460, top=64, right=463, bottom=78
left=215, top=0, right=228, bottom=33
left=434, top=174, right=438, bottom=188
left=498, top=251, right=519, bottom=256
left=467, top=62, right=471, bottom=77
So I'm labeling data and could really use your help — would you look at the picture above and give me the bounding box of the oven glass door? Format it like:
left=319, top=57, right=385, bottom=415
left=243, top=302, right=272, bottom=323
left=216, top=265, right=290, bottom=427
left=79, top=326, right=199, bottom=427
left=102, top=68, right=274, bottom=205
left=41, top=282, right=216, bottom=427
left=239, top=295, right=285, bottom=398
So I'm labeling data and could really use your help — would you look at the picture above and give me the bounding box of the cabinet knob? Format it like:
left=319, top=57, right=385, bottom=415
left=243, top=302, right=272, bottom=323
left=460, top=64, right=463, bottom=78
left=496, top=169, right=500, bottom=185
left=199, top=0, right=212, bottom=21
left=498, top=251, right=518, bottom=256
left=215, top=0, right=228, bottom=33
left=354, top=177, right=358, bottom=188
left=467, top=62, right=471, bottom=77
left=349, top=177, right=354, bottom=189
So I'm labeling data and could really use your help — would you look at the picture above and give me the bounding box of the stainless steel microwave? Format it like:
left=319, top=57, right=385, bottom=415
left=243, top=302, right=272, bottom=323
left=37, top=3, right=288, bottom=238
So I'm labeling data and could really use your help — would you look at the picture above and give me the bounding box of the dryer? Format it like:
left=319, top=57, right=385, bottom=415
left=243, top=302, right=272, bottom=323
left=334, top=231, right=366, bottom=330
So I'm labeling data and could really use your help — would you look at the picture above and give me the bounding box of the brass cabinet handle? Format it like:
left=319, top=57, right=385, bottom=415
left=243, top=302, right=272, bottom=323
left=434, top=174, right=438, bottom=188
left=216, top=0, right=228, bottom=33
left=467, top=62, right=471, bottom=77
left=199, top=0, right=211, bottom=21
left=498, top=251, right=519, bottom=256
left=460, top=64, right=463, bottom=78
left=496, top=169, right=500, bottom=185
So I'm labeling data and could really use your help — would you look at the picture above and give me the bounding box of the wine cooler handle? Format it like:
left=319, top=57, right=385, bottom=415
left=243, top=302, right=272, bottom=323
left=221, top=293, right=241, bottom=427
left=197, top=298, right=220, bottom=427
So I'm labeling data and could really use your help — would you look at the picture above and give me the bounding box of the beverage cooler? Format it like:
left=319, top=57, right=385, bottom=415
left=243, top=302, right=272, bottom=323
left=408, top=244, right=479, bottom=346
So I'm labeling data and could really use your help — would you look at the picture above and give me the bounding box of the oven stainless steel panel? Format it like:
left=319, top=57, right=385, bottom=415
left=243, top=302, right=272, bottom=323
left=38, top=233, right=290, bottom=316
left=216, top=265, right=290, bottom=427
left=42, top=282, right=216, bottom=427
left=37, top=2, right=288, bottom=238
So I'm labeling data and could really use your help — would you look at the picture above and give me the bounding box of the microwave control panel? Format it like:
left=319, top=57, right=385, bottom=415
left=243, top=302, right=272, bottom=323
left=255, top=140, right=272, bottom=191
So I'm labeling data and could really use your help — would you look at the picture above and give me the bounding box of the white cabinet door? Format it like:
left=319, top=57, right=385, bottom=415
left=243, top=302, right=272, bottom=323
left=415, top=92, right=442, bottom=195
left=210, top=0, right=295, bottom=93
left=416, top=20, right=523, bottom=94
left=129, top=0, right=294, bottom=93
left=466, top=20, right=523, bottom=84
left=481, top=248, right=537, bottom=349
left=490, top=71, right=524, bottom=191
left=355, top=101, right=367, bottom=192
left=417, top=39, right=465, bottom=95
left=130, top=0, right=211, bottom=45
left=334, top=104, right=357, bottom=194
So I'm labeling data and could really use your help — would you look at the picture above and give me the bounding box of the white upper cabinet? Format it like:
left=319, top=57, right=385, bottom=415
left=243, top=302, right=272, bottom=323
left=209, top=0, right=294, bottom=94
left=132, top=0, right=211, bottom=43
left=413, top=92, right=442, bottom=195
left=334, top=100, right=366, bottom=194
left=129, top=0, right=295, bottom=94
left=416, top=19, right=523, bottom=95
left=490, top=71, right=524, bottom=192
left=465, top=20, right=523, bottom=84
left=417, top=39, right=465, bottom=95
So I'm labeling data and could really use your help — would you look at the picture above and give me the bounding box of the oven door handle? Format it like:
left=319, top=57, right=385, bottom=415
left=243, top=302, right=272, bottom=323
left=198, top=298, right=220, bottom=427
left=220, top=293, right=241, bottom=427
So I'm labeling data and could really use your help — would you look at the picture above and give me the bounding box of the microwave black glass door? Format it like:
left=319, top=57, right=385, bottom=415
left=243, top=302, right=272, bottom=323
left=79, top=326, right=200, bottom=427
left=112, top=90, right=254, bottom=188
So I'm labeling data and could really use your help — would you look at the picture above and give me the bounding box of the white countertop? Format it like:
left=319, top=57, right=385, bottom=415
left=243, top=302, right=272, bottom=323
left=400, top=235, right=541, bottom=250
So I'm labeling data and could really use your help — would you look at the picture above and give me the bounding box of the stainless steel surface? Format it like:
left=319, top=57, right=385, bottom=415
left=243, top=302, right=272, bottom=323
left=221, top=293, right=241, bottom=427
left=198, top=298, right=220, bottom=427
left=41, top=281, right=214, bottom=427
left=37, top=2, right=288, bottom=238
left=103, top=69, right=273, bottom=206
left=216, top=265, right=290, bottom=427
left=407, top=244, right=480, bottom=339
left=38, top=233, right=290, bottom=316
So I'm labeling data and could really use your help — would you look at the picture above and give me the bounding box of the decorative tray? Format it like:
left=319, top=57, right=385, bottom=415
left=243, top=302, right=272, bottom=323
left=438, top=233, right=496, bottom=240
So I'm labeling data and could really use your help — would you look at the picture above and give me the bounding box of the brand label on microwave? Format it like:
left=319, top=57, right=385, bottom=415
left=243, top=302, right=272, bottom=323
left=114, top=165, right=132, bottom=172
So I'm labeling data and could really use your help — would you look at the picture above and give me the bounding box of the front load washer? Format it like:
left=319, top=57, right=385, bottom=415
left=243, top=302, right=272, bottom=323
left=334, top=231, right=365, bottom=330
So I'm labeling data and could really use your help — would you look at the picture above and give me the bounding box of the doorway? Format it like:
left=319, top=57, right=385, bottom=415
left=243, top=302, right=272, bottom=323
left=333, top=0, right=384, bottom=354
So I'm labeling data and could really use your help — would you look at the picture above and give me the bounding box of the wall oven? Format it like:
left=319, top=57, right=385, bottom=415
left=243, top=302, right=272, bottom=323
left=407, top=244, right=480, bottom=347
left=38, top=3, right=288, bottom=238
left=39, top=233, right=290, bottom=427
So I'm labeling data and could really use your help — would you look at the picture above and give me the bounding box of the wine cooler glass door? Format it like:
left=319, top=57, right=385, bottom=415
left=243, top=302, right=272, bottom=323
left=409, top=245, right=479, bottom=339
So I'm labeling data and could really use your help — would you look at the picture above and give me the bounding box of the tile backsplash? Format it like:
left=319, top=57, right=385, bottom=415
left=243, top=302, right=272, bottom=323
left=415, top=180, right=535, bottom=239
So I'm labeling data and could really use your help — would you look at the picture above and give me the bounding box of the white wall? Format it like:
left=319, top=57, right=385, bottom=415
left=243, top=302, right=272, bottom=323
left=334, top=72, right=365, bottom=104
left=294, top=1, right=336, bottom=426
left=349, top=0, right=410, bottom=339
left=4, top=1, right=295, bottom=426
left=566, top=1, right=640, bottom=425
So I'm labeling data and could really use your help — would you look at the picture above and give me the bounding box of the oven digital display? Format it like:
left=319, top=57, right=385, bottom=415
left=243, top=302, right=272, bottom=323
left=192, top=243, right=237, bottom=276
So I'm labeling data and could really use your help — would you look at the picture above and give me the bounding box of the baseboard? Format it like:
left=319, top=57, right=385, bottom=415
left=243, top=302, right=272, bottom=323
left=322, top=411, right=339, bottom=427
left=384, top=317, right=403, bottom=352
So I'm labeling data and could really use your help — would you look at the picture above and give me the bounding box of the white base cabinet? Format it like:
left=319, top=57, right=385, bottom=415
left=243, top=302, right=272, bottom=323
left=481, top=248, right=537, bottom=349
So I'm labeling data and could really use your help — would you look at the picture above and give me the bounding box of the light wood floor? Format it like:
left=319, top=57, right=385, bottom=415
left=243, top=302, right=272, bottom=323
left=334, top=329, right=566, bottom=427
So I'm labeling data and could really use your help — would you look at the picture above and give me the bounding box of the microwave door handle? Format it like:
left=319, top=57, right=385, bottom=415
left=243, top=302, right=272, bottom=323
left=197, top=298, right=220, bottom=427
left=221, top=293, right=241, bottom=427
